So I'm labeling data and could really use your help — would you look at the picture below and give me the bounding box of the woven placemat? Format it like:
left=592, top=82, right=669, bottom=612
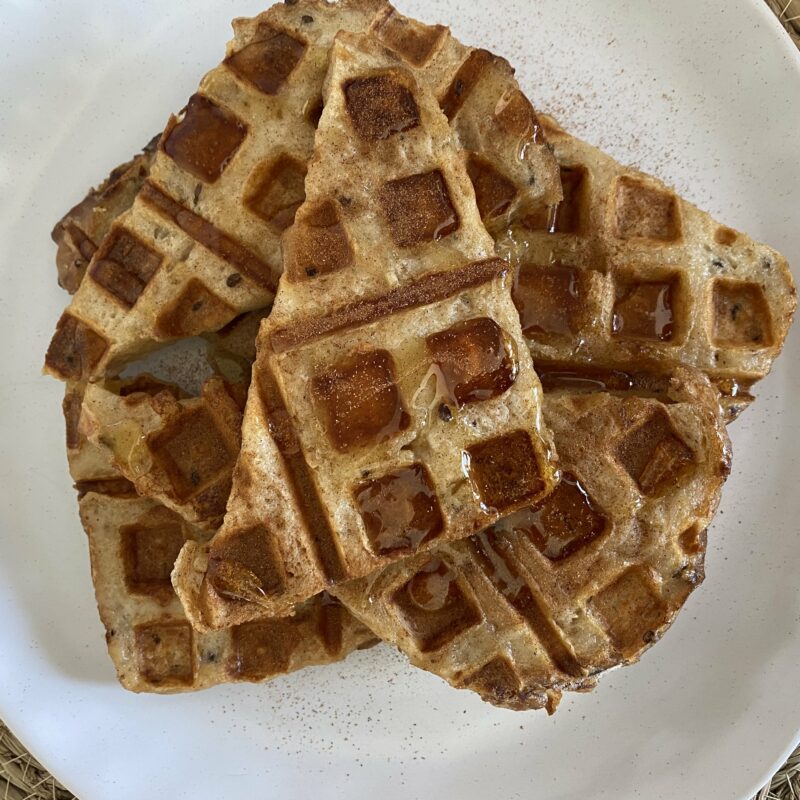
left=3, top=3, right=799, bottom=799
left=766, top=0, right=800, bottom=44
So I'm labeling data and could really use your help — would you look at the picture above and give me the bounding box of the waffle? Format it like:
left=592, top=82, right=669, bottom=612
left=80, top=492, right=377, bottom=693
left=79, top=377, right=246, bottom=531
left=501, top=116, right=796, bottom=420
left=334, top=367, right=731, bottom=711
left=52, top=138, right=158, bottom=294
left=44, top=0, right=560, bottom=382
left=173, top=31, right=557, bottom=630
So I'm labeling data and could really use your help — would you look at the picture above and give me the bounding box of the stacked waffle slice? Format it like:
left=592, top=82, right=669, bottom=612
left=45, top=0, right=794, bottom=708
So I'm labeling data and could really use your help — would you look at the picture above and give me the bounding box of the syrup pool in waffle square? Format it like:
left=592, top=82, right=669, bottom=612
left=269, top=265, right=558, bottom=573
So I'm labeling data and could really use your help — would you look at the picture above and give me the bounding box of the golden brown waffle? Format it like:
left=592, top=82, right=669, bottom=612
left=173, top=31, right=557, bottom=631
left=80, top=492, right=376, bottom=693
left=502, top=116, right=796, bottom=420
left=52, top=138, right=157, bottom=294
left=79, top=377, right=245, bottom=531
left=334, top=369, right=731, bottom=711
left=44, top=0, right=560, bottom=382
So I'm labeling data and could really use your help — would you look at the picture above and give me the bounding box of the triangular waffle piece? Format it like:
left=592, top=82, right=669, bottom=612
left=502, top=116, right=796, bottom=420
left=44, top=0, right=560, bottom=382
left=334, top=367, right=730, bottom=711
left=173, top=31, right=557, bottom=630
left=53, top=138, right=158, bottom=295
left=365, top=3, right=562, bottom=228
left=80, top=377, right=245, bottom=531
left=80, top=492, right=377, bottom=693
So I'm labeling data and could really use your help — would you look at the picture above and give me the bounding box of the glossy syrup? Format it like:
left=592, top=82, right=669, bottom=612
left=311, top=349, right=410, bottom=453
left=514, top=266, right=581, bottom=337
left=515, top=473, right=607, bottom=561
left=470, top=530, right=583, bottom=675
left=612, top=280, right=676, bottom=342
left=405, top=558, right=459, bottom=612
left=98, top=418, right=153, bottom=479
left=426, top=317, right=517, bottom=406
left=354, top=463, right=443, bottom=555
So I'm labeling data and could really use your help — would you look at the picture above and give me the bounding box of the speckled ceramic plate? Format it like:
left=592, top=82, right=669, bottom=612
left=1, top=1, right=798, bottom=798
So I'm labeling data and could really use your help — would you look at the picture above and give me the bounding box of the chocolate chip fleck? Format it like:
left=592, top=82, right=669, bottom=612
left=193, top=184, right=202, bottom=204
left=301, top=14, right=314, bottom=23
left=192, top=300, right=204, bottom=312
left=306, top=267, right=318, bottom=277
left=226, top=272, right=242, bottom=288
left=189, top=469, right=201, bottom=486
left=454, top=79, right=465, bottom=97
left=438, top=403, right=453, bottom=422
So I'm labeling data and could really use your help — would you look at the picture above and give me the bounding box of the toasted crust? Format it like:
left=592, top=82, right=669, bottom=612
left=502, top=115, right=796, bottom=421
left=334, top=369, right=731, bottom=711
left=173, top=30, right=556, bottom=630
left=64, top=377, right=183, bottom=499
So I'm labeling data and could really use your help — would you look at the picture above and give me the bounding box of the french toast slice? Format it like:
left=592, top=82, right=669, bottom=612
left=80, top=493, right=377, bottom=693
left=173, top=30, right=557, bottom=630
left=79, top=377, right=245, bottom=531
left=503, top=116, right=796, bottom=420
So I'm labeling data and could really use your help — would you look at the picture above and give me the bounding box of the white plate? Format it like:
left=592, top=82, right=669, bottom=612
left=0, top=1, right=798, bottom=798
